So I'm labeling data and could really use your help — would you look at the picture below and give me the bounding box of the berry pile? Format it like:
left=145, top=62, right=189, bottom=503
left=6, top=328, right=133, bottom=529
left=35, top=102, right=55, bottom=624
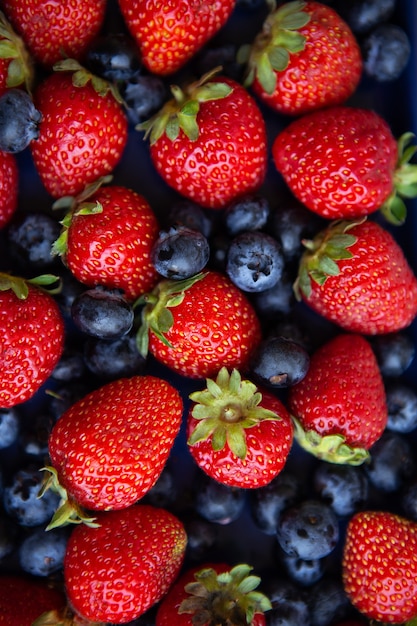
left=0, top=1, right=416, bottom=625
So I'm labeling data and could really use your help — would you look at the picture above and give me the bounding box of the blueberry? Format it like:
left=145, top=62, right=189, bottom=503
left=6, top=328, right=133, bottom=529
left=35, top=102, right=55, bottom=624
left=362, top=23, right=411, bottom=82
left=84, top=332, right=146, bottom=379
left=281, top=553, right=325, bottom=587
left=3, top=467, right=60, bottom=527
left=0, top=408, right=20, bottom=449
left=183, top=515, right=219, bottom=564
left=313, top=462, right=369, bottom=517
left=0, top=512, right=18, bottom=560
left=401, top=478, right=417, bottom=521
left=151, top=226, right=210, bottom=279
left=332, top=0, right=396, bottom=35
left=85, top=32, right=141, bottom=82
left=306, top=577, right=351, bottom=626
left=265, top=578, right=310, bottom=625
left=385, top=381, right=417, bottom=433
left=251, top=271, right=296, bottom=320
left=193, top=473, right=246, bottom=525
left=194, top=43, right=244, bottom=83
left=365, top=431, right=416, bottom=492
left=167, top=200, right=213, bottom=238
left=224, top=194, right=270, bottom=236
left=250, top=336, right=310, bottom=388
left=21, top=412, right=56, bottom=459
left=7, top=212, right=61, bottom=270
left=18, top=527, right=69, bottom=577
left=0, top=88, right=41, bottom=153
left=250, top=470, right=302, bottom=535
left=51, top=344, right=87, bottom=382
left=226, top=231, right=284, bottom=293
left=141, top=464, right=178, bottom=510
left=71, top=287, right=134, bottom=339
left=371, top=331, right=415, bottom=378
left=121, top=73, right=168, bottom=126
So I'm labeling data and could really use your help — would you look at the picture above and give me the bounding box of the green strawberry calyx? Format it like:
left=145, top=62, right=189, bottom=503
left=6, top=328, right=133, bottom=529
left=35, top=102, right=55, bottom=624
left=137, top=66, right=233, bottom=144
left=179, top=563, right=272, bottom=625
left=293, top=217, right=366, bottom=300
left=187, top=367, right=281, bottom=460
left=0, top=10, right=34, bottom=92
left=291, top=416, right=370, bottom=465
left=0, top=271, right=62, bottom=297
left=238, top=0, right=310, bottom=94
left=53, top=58, right=124, bottom=104
left=381, top=132, right=417, bottom=226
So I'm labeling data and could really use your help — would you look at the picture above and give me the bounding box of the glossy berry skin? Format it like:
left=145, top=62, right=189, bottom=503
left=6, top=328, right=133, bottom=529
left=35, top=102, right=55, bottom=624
left=118, top=0, right=236, bottom=76
left=226, top=231, right=284, bottom=293
left=48, top=375, right=183, bottom=510
left=362, top=24, right=411, bottom=82
left=193, top=474, right=247, bottom=525
left=0, top=574, right=66, bottom=625
left=313, top=462, right=369, bottom=518
left=250, top=336, right=310, bottom=388
left=342, top=510, right=417, bottom=623
left=224, top=194, right=270, bottom=236
left=7, top=212, right=61, bottom=271
left=85, top=32, right=141, bottom=82
left=385, top=381, right=417, bottom=433
left=151, top=225, right=210, bottom=280
left=64, top=504, right=187, bottom=623
left=0, top=150, right=18, bottom=228
left=71, top=288, right=134, bottom=339
left=30, top=72, right=128, bottom=199
left=0, top=88, right=41, bottom=153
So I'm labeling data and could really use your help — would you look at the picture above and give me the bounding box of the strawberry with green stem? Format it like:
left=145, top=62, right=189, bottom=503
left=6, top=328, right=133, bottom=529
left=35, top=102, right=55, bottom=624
left=0, top=10, right=34, bottom=95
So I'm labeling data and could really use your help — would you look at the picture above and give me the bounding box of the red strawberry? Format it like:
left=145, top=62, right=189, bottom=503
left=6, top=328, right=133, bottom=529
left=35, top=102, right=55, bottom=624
left=0, top=575, right=66, bottom=626
left=139, top=70, right=268, bottom=210
left=52, top=182, right=160, bottom=301
left=288, top=333, right=387, bottom=464
left=294, top=218, right=417, bottom=334
left=64, top=504, right=187, bottom=624
left=42, top=375, right=183, bottom=525
left=342, top=510, right=417, bottom=623
left=30, top=65, right=128, bottom=199
left=187, top=367, right=294, bottom=488
left=0, top=10, right=34, bottom=95
left=118, top=0, right=236, bottom=76
left=0, top=274, right=65, bottom=408
left=240, top=1, right=362, bottom=116
left=0, top=150, right=18, bottom=228
left=136, top=271, right=262, bottom=380
left=1, top=0, right=106, bottom=67
left=272, top=106, right=417, bottom=224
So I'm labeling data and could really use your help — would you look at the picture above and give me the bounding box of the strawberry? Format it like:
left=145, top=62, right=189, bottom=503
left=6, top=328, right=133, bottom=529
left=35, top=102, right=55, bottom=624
left=118, top=0, right=236, bottom=76
left=272, top=106, right=417, bottom=224
left=294, top=218, right=417, bottom=335
left=239, top=1, right=362, bottom=116
left=0, top=575, right=67, bottom=626
left=186, top=367, right=294, bottom=488
left=0, top=10, right=34, bottom=95
left=30, top=64, right=128, bottom=199
left=1, top=0, right=106, bottom=67
left=342, top=510, right=417, bottom=623
left=52, top=181, right=160, bottom=301
left=0, top=150, right=18, bottom=228
left=156, top=562, right=271, bottom=626
left=288, top=333, right=387, bottom=464
left=136, top=271, right=262, bottom=380
left=139, top=70, right=268, bottom=210
left=42, top=374, right=183, bottom=525
left=64, top=504, right=187, bottom=624
left=0, top=273, right=65, bottom=408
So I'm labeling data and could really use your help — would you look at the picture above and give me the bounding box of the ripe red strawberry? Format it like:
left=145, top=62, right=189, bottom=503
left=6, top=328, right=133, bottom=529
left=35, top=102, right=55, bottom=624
left=64, top=504, right=187, bottom=624
left=0, top=150, right=18, bottom=228
left=30, top=66, right=128, bottom=199
left=0, top=274, right=65, bottom=408
left=1, top=0, right=106, bottom=67
left=240, top=1, right=362, bottom=116
left=0, top=575, right=67, bottom=626
left=139, top=71, right=268, bottom=210
left=52, top=183, right=160, bottom=301
left=43, top=375, right=183, bottom=524
left=136, top=271, right=262, bottom=380
left=118, top=0, right=236, bottom=76
left=288, top=333, right=387, bottom=464
left=186, top=367, right=294, bottom=488
left=272, top=106, right=417, bottom=224
left=156, top=562, right=271, bottom=626
left=0, top=10, right=34, bottom=95
left=294, top=218, right=417, bottom=334
left=342, top=510, right=417, bottom=623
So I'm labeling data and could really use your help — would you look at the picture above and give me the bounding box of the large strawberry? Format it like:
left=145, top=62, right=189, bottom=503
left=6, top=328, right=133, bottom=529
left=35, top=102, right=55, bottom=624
left=187, top=367, right=294, bottom=489
left=288, top=333, right=387, bottom=465
left=139, top=70, right=268, bottom=210
left=0, top=273, right=65, bottom=408
left=0, top=575, right=67, bottom=626
left=1, top=0, right=106, bottom=67
left=0, top=150, right=18, bottom=228
left=239, top=1, right=362, bottom=116
left=156, top=562, right=272, bottom=626
left=342, top=510, right=417, bottom=623
left=118, top=0, right=236, bottom=76
left=52, top=181, right=160, bottom=301
left=294, top=217, right=417, bottom=334
left=0, top=10, right=34, bottom=95
left=136, top=271, right=262, bottom=379
left=41, top=375, right=183, bottom=527
left=64, top=504, right=187, bottom=624
left=272, top=106, right=417, bottom=224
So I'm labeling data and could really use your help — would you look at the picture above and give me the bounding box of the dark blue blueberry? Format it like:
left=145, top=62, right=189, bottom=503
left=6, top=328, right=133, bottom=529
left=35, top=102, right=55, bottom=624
left=250, top=336, right=310, bottom=388
left=401, top=477, right=417, bottom=521
left=365, top=431, right=416, bottom=492
left=313, top=462, right=369, bottom=518
left=151, top=225, right=210, bottom=279
left=55, top=268, right=86, bottom=319
left=7, top=212, right=61, bottom=271
left=85, top=32, right=141, bottom=81
left=141, top=464, right=178, bottom=510
left=167, top=201, right=213, bottom=238
left=362, top=23, right=411, bottom=82
left=71, top=287, right=134, bottom=339
left=183, top=515, right=219, bottom=564
left=385, top=381, right=417, bottom=433
left=83, top=332, right=147, bottom=379
left=250, top=470, right=302, bottom=535
left=226, top=231, right=284, bottom=293
left=0, top=88, right=41, bottom=153
left=121, top=73, right=168, bottom=126
left=21, top=412, right=55, bottom=459
left=371, top=332, right=415, bottom=378
left=332, top=0, right=396, bottom=35
left=0, top=512, right=18, bottom=560
left=265, top=578, right=310, bottom=625
left=18, top=527, right=69, bottom=577
left=51, top=343, right=87, bottom=382
left=208, top=231, right=232, bottom=273
left=193, top=473, right=246, bottom=525
left=224, top=194, right=270, bottom=236
left=0, top=408, right=19, bottom=449
left=305, top=577, right=351, bottom=626
left=276, top=500, right=339, bottom=560
left=3, top=467, right=60, bottom=528
left=251, top=271, right=296, bottom=321
left=281, top=553, right=325, bottom=587
left=194, top=43, right=244, bottom=83
left=268, top=319, right=313, bottom=354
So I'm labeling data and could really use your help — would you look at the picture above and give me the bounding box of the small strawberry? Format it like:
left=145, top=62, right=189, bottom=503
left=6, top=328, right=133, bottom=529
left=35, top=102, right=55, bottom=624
left=1, top=0, right=106, bottom=67
left=0, top=273, right=65, bottom=409
left=41, top=375, right=183, bottom=526
left=64, top=504, right=187, bottom=624
left=288, top=333, right=387, bottom=464
left=138, top=69, right=268, bottom=210
left=0, top=149, right=18, bottom=228
left=239, top=1, right=362, bottom=116
left=0, top=575, right=66, bottom=626
left=118, top=0, right=236, bottom=76
left=52, top=181, right=160, bottom=301
left=0, top=10, right=34, bottom=95
left=342, top=510, right=417, bottom=623
left=136, top=271, right=262, bottom=380
left=156, top=562, right=272, bottom=626
left=294, top=218, right=417, bottom=335
left=30, top=62, right=128, bottom=199
left=187, top=367, right=294, bottom=488
left=272, top=106, right=417, bottom=224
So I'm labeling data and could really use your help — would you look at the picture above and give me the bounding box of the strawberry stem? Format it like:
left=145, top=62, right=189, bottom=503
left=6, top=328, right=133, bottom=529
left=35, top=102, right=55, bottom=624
left=381, top=132, right=417, bottom=225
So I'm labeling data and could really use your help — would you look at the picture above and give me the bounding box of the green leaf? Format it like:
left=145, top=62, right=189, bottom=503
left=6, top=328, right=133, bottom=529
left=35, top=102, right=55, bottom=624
left=318, top=254, right=340, bottom=276
left=177, top=110, right=199, bottom=141
left=165, top=116, right=180, bottom=141
left=156, top=307, right=174, bottom=333
left=188, top=418, right=219, bottom=445
left=0, top=40, right=18, bottom=58
left=268, top=46, right=290, bottom=72
left=237, top=575, right=261, bottom=594
left=381, top=194, right=407, bottom=226
left=212, top=424, right=227, bottom=451
left=256, top=52, right=277, bottom=94
left=280, top=11, right=310, bottom=30
left=226, top=424, right=247, bottom=459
